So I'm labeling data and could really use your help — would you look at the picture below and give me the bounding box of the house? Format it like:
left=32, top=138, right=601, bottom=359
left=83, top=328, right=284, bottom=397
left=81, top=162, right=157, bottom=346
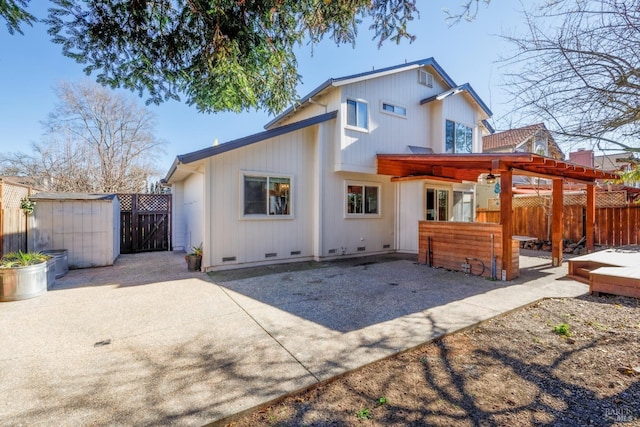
left=163, top=57, right=495, bottom=271
left=482, top=123, right=564, bottom=159
left=594, top=152, right=638, bottom=174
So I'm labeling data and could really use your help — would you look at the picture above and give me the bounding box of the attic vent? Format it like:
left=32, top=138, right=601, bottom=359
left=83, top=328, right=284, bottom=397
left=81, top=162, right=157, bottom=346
left=419, top=70, right=433, bottom=88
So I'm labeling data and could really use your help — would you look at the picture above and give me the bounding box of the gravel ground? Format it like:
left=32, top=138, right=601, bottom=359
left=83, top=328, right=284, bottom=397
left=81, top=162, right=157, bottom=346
left=223, top=294, right=640, bottom=427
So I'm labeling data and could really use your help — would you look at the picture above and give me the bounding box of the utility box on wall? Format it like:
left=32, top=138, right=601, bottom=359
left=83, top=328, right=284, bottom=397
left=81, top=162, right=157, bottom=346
left=29, top=193, right=120, bottom=269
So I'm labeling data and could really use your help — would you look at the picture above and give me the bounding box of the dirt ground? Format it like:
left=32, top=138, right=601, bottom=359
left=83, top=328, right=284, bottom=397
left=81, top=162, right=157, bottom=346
left=223, top=294, right=640, bottom=427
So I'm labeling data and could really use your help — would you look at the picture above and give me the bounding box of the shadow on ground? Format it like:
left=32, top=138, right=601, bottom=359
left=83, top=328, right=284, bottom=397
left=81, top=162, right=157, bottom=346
left=211, top=253, right=563, bottom=333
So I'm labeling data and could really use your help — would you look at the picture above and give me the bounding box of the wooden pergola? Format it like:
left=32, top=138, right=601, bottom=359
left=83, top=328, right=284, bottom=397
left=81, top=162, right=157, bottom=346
left=377, top=153, right=618, bottom=280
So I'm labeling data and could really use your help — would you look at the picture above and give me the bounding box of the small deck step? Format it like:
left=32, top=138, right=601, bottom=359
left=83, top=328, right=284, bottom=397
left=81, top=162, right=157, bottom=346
left=566, top=274, right=589, bottom=284
left=590, top=266, right=640, bottom=298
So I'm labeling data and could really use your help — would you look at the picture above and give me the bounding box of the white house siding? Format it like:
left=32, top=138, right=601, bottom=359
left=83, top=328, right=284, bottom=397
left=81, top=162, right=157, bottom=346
left=205, top=127, right=317, bottom=269
left=396, top=180, right=423, bottom=253
left=182, top=169, right=205, bottom=252
left=336, top=68, right=448, bottom=173
left=274, top=90, right=341, bottom=128
left=429, top=101, right=444, bottom=152
left=171, top=181, right=186, bottom=251
left=319, top=171, right=396, bottom=258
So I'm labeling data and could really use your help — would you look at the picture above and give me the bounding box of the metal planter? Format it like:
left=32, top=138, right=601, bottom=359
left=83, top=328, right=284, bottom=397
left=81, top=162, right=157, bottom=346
left=42, top=249, right=69, bottom=279
left=0, top=261, right=47, bottom=302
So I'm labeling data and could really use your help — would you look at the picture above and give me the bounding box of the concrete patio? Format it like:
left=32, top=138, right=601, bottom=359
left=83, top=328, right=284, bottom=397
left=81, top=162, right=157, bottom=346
left=0, top=251, right=587, bottom=426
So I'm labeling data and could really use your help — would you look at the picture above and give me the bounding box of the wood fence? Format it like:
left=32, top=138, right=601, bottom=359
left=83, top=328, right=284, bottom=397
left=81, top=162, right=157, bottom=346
left=118, top=193, right=171, bottom=253
left=477, top=205, right=640, bottom=246
left=0, top=180, right=35, bottom=257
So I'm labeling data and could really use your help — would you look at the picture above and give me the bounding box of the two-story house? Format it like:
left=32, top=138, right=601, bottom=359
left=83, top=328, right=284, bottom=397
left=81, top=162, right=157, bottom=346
left=163, top=58, right=493, bottom=271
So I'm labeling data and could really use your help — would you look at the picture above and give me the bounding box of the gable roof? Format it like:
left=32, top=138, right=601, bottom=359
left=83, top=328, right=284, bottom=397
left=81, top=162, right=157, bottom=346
left=483, top=123, right=562, bottom=157
left=164, top=110, right=337, bottom=183
left=419, top=83, right=492, bottom=119
left=265, top=57, right=489, bottom=129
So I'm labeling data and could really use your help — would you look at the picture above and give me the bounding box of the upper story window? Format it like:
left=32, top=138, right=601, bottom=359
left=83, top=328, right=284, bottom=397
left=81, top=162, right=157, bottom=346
left=346, top=182, right=380, bottom=216
left=445, top=120, right=473, bottom=153
left=243, top=174, right=291, bottom=216
left=418, top=70, right=433, bottom=87
left=381, top=102, right=407, bottom=117
left=346, top=99, right=368, bottom=130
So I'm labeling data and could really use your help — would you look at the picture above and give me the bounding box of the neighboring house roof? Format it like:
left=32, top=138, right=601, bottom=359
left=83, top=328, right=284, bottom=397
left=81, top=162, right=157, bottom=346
left=265, top=57, right=491, bottom=129
left=164, top=110, right=338, bottom=183
left=482, top=123, right=563, bottom=158
left=594, top=152, right=638, bottom=171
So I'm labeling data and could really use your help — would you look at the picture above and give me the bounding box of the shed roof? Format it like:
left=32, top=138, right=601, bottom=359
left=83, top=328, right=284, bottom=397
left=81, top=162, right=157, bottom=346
left=30, top=193, right=117, bottom=201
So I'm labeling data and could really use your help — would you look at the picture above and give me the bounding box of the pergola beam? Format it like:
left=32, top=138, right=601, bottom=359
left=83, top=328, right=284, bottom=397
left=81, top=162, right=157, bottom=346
left=586, top=183, right=596, bottom=252
left=500, top=169, right=514, bottom=280
left=551, top=179, right=564, bottom=266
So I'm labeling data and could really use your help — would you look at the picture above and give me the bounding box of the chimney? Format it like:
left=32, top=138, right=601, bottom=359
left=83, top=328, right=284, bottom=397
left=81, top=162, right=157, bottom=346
left=569, top=149, right=594, bottom=167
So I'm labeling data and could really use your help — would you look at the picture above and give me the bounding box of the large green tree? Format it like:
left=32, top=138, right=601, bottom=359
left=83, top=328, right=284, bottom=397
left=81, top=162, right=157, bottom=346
left=3, top=1, right=489, bottom=114
left=45, top=0, right=420, bottom=115
left=0, top=0, right=35, bottom=33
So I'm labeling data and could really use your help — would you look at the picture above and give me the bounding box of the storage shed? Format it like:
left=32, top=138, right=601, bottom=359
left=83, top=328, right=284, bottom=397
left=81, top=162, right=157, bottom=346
left=29, top=193, right=120, bottom=268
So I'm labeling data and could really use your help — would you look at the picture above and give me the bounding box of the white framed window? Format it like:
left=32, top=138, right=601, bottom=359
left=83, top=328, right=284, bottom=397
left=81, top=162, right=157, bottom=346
left=425, top=186, right=450, bottom=221
left=419, top=70, right=433, bottom=87
left=445, top=119, right=473, bottom=153
left=345, top=181, right=380, bottom=217
left=346, top=98, right=368, bottom=130
left=242, top=172, right=291, bottom=217
left=381, top=101, right=407, bottom=118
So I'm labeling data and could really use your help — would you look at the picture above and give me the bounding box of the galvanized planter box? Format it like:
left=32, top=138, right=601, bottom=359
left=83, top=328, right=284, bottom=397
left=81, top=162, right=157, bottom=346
left=0, top=261, right=47, bottom=302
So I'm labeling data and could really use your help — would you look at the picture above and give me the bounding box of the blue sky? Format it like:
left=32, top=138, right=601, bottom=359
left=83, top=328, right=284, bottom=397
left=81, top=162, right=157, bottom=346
left=0, top=1, right=526, bottom=171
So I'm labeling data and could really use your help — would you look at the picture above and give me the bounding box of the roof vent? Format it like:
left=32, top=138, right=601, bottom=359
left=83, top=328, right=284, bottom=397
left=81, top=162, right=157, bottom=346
left=419, top=70, right=433, bottom=88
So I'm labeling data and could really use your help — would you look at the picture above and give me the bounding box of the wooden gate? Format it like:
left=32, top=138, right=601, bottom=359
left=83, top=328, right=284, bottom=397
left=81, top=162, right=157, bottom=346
left=119, top=194, right=171, bottom=254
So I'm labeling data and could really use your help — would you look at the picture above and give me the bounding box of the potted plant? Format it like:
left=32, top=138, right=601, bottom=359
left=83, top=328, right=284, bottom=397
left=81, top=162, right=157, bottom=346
left=0, top=251, right=50, bottom=302
left=185, top=244, right=203, bottom=271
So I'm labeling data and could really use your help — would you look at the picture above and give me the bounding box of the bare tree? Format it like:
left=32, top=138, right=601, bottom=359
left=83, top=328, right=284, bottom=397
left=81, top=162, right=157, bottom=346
left=501, top=0, right=640, bottom=154
left=0, top=80, right=165, bottom=192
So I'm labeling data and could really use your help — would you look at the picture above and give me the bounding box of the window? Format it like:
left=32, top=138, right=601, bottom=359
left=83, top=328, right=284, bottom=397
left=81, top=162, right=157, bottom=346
left=453, top=190, right=474, bottom=222
left=243, top=175, right=290, bottom=216
left=419, top=70, right=433, bottom=87
left=534, top=135, right=548, bottom=156
left=346, top=183, right=379, bottom=215
left=346, top=99, right=368, bottom=129
left=425, top=187, right=449, bottom=221
left=445, top=120, right=473, bottom=153
left=381, top=102, right=406, bottom=117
